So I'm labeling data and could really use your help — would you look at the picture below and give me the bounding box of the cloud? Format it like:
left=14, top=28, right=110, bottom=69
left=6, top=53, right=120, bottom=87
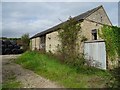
left=2, top=0, right=120, bottom=2
left=3, top=19, right=57, bottom=37
left=2, top=2, right=118, bottom=38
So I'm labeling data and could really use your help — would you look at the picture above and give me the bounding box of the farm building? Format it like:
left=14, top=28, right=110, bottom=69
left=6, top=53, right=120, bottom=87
left=30, top=5, right=111, bottom=52
left=30, top=5, right=112, bottom=69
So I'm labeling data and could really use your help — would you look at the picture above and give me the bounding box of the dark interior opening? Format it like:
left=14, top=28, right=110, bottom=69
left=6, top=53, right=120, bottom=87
left=92, top=29, right=97, bottom=40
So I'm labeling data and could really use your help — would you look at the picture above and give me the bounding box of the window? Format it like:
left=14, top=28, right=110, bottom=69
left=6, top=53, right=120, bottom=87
left=91, top=29, right=97, bottom=40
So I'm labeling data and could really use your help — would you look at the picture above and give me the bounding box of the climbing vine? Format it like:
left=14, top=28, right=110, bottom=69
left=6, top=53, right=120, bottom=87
left=58, top=17, right=85, bottom=66
left=99, top=25, right=120, bottom=62
left=99, top=25, right=120, bottom=88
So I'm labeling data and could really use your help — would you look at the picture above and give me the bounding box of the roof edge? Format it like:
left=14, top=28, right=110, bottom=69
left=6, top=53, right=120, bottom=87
left=30, top=5, right=104, bottom=39
left=83, top=5, right=103, bottom=19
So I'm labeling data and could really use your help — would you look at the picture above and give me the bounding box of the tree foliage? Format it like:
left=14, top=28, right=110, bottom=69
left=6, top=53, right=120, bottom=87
left=21, top=33, right=30, bottom=51
left=58, top=17, right=85, bottom=66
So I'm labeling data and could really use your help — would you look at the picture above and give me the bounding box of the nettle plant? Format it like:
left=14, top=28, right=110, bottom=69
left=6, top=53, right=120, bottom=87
left=58, top=17, right=86, bottom=67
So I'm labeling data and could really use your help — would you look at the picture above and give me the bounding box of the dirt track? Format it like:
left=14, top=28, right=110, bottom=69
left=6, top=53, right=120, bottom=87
left=2, top=55, right=62, bottom=88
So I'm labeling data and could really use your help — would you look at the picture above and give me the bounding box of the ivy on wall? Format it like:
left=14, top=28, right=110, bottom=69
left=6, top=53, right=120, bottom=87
left=99, top=25, right=120, bottom=62
left=99, top=25, right=120, bottom=88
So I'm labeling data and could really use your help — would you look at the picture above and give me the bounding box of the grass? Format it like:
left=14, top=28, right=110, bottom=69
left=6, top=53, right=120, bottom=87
left=16, top=51, right=112, bottom=88
left=2, top=72, right=22, bottom=89
left=2, top=80, right=21, bottom=89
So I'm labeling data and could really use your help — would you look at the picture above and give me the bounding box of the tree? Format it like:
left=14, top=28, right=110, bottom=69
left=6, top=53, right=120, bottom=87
left=21, top=33, right=30, bottom=51
left=58, top=17, right=85, bottom=66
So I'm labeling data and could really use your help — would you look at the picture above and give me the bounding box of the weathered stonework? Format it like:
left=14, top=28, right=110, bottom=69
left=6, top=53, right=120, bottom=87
left=46, top=31, right=61, bottom=53
left=31, top=38, right=36, bottom=50
left=35, top=37, right=40, bottom=50
left=31, top=37, right=40, bottom=50
left=76, top=7, right=112, bottom=53
left=86, top=7, right=112, bottom=25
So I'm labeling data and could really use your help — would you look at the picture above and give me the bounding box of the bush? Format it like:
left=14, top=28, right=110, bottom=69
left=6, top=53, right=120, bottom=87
left=65, top=53, right=85, bottom=69
left=21, top=33, right=30, bottom=52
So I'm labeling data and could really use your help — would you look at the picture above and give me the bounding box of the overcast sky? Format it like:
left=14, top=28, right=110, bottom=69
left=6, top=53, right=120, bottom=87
left=2, top=2, right=118, bottom=38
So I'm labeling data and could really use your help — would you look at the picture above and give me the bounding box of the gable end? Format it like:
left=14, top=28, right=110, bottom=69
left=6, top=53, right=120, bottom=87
left=85, top=6, right=112, bottom=25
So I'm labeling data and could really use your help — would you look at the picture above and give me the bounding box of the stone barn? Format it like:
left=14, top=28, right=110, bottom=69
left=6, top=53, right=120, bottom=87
left=30, top=5, right=112, bottom=53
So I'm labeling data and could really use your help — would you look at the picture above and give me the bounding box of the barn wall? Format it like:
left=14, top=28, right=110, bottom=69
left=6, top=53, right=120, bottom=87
left=31, top=38, right=36, bottom=50
left=35, top=37, right=40, bottom=50
left=80, top=6, right=112, bottom=42
left=81, top=20, right=103, bottom=40
left=46, top=31, right=61, bottom=53
left=77, top=20, right=103, bottom=53
left=86, top=7, right=112, bottom=25
left=45, top=20, right=103, bottom=54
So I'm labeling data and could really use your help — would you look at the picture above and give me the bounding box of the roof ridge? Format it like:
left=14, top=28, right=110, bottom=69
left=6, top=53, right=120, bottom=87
left=30, top=5, right=103, bottom=39
left=74, top=5, right=103, bottom=21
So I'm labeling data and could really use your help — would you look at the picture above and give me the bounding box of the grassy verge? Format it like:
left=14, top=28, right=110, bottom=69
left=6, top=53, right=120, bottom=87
left=2, top=71, right=22, bottom=89
left=16, top=51, right=111, bottom=88
left=2, top=80, right=21, bottom=89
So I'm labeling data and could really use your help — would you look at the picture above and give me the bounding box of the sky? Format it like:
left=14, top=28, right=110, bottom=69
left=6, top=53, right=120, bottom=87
left=1, top=2, right=119, bottom=38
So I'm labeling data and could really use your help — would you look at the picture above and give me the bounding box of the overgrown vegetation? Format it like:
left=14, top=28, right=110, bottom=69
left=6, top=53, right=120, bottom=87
left=21, top=33, right=30, bottom=52
left=99, top=25, right=120, bottom=88
left=58, top=17, right=86, bottom=68
left=99, top=25, right=120, bottom=65
left=16, top=51, right=112, bottom=88
left=108, top=67, right=120, bottom=88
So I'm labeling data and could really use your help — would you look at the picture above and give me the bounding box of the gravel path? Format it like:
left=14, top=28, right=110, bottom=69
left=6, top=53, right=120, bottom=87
left=2, top=55, right=62, bottom=88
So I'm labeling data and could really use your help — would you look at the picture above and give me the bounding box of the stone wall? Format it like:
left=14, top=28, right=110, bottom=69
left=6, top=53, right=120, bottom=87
left=77, top=6, right=112, bottom=53
left=31, top=37, right=40, bottom=50
left=35, top=37, right=40, bottom=50
left=46, top=31, right=61, bottom=53
left=31, top=38, right=36, bottom=50
left=86, top=6, right=112, bottom=25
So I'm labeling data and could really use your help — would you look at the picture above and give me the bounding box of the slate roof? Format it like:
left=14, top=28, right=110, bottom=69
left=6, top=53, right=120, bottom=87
left=30, top=5, right=102, bottom=39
